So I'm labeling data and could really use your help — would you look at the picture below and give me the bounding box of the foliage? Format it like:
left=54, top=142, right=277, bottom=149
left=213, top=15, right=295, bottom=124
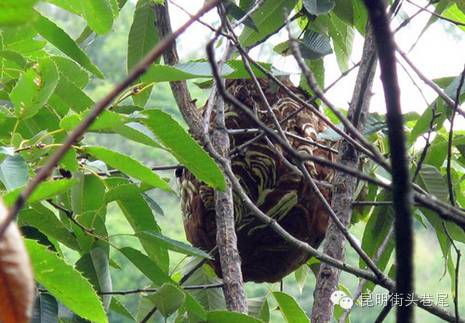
left=0, top=0, right=465, bottom=322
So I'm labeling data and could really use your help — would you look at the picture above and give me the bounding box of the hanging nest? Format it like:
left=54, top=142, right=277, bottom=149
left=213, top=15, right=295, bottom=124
left=178, top=78, right=335, bottom=283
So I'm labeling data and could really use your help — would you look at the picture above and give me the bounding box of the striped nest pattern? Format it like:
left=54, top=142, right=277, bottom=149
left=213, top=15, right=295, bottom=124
left=178, top=78, right=335, bottom=283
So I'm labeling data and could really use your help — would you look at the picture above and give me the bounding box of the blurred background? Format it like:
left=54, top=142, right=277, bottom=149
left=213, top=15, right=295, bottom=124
left=38, top=1, right=465, bottom=322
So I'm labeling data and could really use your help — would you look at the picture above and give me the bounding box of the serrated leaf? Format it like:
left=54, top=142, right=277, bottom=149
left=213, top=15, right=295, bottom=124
left=107, top=180, right=169, bottom=271
left=272, top=292, right=309, bottom=323
left=84, top=146, right=171, bottom=191
left=120, top=247, right=171, bottom=286
left=151, top=283, right=185, bottom=317
left=115, top=123, right=163, bottom=148
left=25, top=239, right=108, bottom=323
left=239, top=0, right=298, bottom=47
left=52, top=56, right=88, bottom=89
left=79, top=0, right=114, bottom=34
left=60, top=110, right=128, bottom=132
left=138, top=231, right=211, bottom=259
left=76, top=246, right=112, bottom=309
left=33, top=12, right=103, bottom=78
left=54, top=77, right=94, bottom=112
left=143, top=110, right=226, bottom=190
left=18, top=207, right=79, bottom=251
left=127, top=0, right=159, bottom=106
left=0, top=154, right=28, bottom=190
left=3, top=179, right=77, bottom=206
left=0, top=199, right=35, bottom=323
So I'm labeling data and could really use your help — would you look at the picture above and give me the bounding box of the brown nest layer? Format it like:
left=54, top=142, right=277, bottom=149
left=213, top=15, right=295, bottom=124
left=179, top=78, right=335, bottom=283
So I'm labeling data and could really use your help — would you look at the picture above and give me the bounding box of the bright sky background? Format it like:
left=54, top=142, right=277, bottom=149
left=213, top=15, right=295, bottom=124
left=167, top=0, right=465, bottom=120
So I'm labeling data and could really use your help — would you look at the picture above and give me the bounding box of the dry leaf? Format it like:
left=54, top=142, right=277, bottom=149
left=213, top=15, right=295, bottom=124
left=0, top=198, right=35, bottom=323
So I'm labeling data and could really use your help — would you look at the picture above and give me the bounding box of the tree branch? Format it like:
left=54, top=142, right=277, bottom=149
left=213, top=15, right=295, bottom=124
left=311, top=26, right=377, bottom=323
left=364, top=1, right=414, bottom=321
left=154, top=1, right=205, bottom=141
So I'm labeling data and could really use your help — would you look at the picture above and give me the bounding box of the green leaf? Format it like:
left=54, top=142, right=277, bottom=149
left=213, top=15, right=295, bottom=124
left=143, top=110, right=226, bottom=190
left=60, top=110, right=128, bottom=132
left=248, top=297, right=270, bottom=322
left=333, top=0, right=354, bottom=25
left=11, top=58, right=59, bottom=119
left=352, top=0, right=368, bottom=34
left=18, top=207, right=79, bottom=250
left=303, top=0, right=335, bottom=15
left=25, top=239, right=108, bottom=323
left=226, top=2, right=258, bottom=31
left=416, top=164, right=449, bottom=202
left=182, top=258, right=225, bottom=311
left=127, top=0, right=159, bottom=106
left=32, top=293, right=58, bottom=323
left=120, top=247, right=171, bottom=286
left=0, top=154, right=28, bottom=190
left=239, top=0, right=298, bottom=47
left=33, top=12, right=103, bottom=78
left=115, top=123, right=163, bottom=148
left=52, top=56, right=89, bottom=89
left=76, top=246, right=112, bottom=309
left=138, top=231, right=212, bottom=259
left=0, top=0, right=38, bottom=25
left=294, top=264, right=308, bottom=294
left=207, top=311, right=264, bottom=323
left=106, top=179, right=169, bottom=271
left=84, top=146, right=171, bottom=191
left=3, top=179, right=77, bottom=206
left=299, top=29, right=333, bottom=60
left=110, top=298, right=135, bottom=320
left=151, top=283, right=186, bottom=317
left=79, top=0, right=114, bottom=34
left=10, top=69, right=37, bottom=119
left=54, top=77, right=94, bottom=112
left=443, top=3, right=465, bottom=32
left=329, top=14, right=354, bottom=71
left=272, top=291, right=309, bottom=323
left=71, top=174, right=106, bottom=214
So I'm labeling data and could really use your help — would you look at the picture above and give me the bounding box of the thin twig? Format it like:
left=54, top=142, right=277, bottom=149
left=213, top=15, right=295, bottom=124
left=447, top=66, right=465, bottom=206
left=413, top=103, right=439, bottom=182
left=406, top=0, right=465, bottom=27
left=97, top=283, right=224, bottom=295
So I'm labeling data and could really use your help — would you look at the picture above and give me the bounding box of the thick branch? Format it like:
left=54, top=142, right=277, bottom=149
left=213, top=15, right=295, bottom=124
left=154, top=2, right=204, bottom=140
left=311, top=27, right=377, bottom=323
left=364, top=1, right=414, bottom=322
left=155, top=2, right=247, bottom=313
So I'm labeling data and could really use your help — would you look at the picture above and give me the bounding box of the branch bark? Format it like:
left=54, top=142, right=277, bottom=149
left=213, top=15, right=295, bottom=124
left=153, top=2, right=204, bottom=141
left=364, top=1, right=415, bottom=321
left=311, top=27, right=377, bottom=323
left=155, top=2, right=247, bottom=312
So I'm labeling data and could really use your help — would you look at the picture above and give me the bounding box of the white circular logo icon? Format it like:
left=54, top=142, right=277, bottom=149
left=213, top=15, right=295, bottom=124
left=330, top=290, right=353, bottom=310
